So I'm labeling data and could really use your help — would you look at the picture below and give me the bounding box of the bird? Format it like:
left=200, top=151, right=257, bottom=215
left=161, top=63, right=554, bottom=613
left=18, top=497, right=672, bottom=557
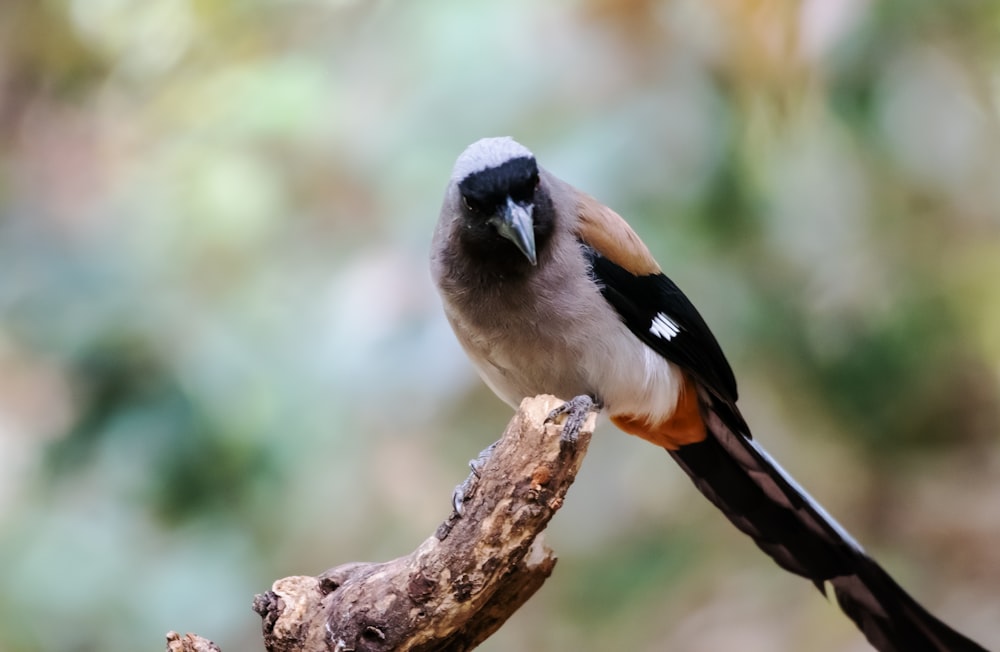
left=430, top=136, right=987, bottom=652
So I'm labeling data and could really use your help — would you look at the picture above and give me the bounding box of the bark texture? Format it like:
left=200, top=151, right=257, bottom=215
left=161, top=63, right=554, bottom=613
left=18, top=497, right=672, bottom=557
left=167, top=394, right=595, bottom=652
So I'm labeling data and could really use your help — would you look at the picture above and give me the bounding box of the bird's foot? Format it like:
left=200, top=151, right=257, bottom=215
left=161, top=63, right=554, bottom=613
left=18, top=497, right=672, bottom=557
left=451, top=440, right=498, bottom=516
left=546, top=395, right=598, bottom=444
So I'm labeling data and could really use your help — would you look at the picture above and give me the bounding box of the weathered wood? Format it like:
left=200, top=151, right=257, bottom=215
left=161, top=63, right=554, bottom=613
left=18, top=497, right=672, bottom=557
left=165, top=394, right=595, bottom=652
left=165, top=631, right=221, bottom=652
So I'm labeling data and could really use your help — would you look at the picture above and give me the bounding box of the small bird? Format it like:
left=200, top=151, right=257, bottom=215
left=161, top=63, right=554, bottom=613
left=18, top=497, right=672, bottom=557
left=431, top=136, right=987, bottom=652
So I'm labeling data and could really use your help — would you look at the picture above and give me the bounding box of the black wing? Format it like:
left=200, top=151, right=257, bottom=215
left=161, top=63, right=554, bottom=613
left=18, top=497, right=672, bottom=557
left=585, top=245, right=746, bottom=433
left=584, top=243, right=987, bottom=652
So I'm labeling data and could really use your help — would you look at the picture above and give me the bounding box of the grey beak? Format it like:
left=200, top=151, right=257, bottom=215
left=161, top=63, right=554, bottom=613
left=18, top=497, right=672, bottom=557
left=492, top=196, right=537, bottom=265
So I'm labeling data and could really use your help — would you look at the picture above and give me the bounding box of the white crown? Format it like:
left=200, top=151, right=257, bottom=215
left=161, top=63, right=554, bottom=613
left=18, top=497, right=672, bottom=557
left=451, top=137, right=534, bottom=182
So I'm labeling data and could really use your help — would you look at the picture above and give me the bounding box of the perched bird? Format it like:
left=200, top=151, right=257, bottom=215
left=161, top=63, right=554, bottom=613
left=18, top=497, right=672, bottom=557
left=430, top=136, right=987, bottom=652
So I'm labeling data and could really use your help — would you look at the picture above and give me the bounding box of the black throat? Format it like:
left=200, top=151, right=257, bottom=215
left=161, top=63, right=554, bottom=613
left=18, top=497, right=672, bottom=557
left=454, top=158, right=556, bottom=278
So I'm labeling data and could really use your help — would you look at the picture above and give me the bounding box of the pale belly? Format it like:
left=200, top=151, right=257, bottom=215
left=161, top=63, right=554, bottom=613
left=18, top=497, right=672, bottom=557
left=448, top=309, right=684, bottom=425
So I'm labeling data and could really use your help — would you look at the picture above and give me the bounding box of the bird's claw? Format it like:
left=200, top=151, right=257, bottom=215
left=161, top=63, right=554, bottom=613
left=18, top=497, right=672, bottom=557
left=452, top=396, right=596, bottom=515
left=450, top=483, right=468, bottom=516
left=546, top=395, right=597, bottom=443
left=451, top=441, right=499, bottom=516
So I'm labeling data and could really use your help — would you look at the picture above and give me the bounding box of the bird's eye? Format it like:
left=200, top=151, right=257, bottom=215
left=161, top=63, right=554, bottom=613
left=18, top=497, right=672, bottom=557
left=462, top=194, right=494, bottom=215
left=510, top=180, right=536, bottom=204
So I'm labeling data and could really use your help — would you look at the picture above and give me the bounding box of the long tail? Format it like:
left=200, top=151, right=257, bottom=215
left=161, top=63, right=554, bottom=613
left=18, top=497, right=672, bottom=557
left=668, top=396, right=988, bottom=652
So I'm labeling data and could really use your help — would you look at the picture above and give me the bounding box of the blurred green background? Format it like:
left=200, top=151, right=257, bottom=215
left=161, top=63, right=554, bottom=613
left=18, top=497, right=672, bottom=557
left=1, top=0, right=998, bottom=650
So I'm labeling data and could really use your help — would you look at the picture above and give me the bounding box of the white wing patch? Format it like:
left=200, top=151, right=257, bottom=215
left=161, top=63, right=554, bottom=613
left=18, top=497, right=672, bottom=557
left=650, top=312, right=681, bottom=341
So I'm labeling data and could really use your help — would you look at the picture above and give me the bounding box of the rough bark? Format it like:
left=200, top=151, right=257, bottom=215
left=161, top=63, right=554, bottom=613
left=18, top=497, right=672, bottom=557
left=166, top=394, right=595, bottom=652
left=165, top=631, right=222, bottom=652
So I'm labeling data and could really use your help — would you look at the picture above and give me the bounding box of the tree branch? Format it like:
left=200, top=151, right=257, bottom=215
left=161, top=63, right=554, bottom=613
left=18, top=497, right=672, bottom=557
left=165, top=394, right=595, bottom=652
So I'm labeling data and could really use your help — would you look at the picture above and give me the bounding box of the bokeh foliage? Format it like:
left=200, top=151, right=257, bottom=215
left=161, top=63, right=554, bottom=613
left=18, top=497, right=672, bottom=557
left=0, top=1, right=998, bottom=650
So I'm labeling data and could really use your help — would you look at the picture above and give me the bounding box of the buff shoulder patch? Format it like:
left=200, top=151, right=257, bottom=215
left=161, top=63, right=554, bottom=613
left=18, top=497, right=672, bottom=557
left=575, top=193, right=660, bottom=276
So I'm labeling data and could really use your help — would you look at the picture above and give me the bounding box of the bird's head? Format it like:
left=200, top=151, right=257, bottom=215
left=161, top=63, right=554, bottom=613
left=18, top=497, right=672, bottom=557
left=449, top=137, right=554, bottom=268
